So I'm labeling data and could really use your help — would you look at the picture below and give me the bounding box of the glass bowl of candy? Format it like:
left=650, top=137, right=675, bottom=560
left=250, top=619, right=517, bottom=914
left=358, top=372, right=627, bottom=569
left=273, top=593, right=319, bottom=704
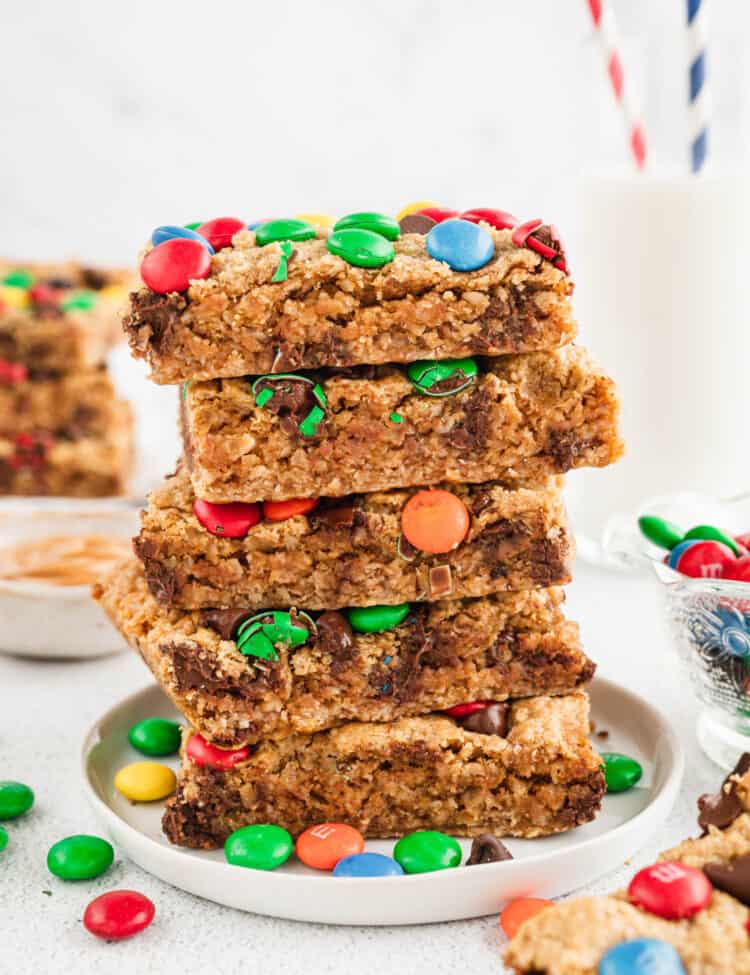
left=631, top=490, right=750, bottom=769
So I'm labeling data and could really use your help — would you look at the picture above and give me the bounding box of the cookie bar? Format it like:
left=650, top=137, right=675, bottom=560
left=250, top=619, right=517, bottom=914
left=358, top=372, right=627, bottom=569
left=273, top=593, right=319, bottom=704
left=0, top=369, right=126, bottom=438
left=134, top=468, right=572, bottom=610
left=124, top=226, right=576, bottom=384
left=94, top=558, right=594, bottom=747
left=182, top=345, right=622, bottom=502
left=0, top=401, right=133, bottom=496
left=0, top=261, right=130, bottom=376
left=505, top=755, right=750, bottom=975
left=161, top=691, right=604, bottom=845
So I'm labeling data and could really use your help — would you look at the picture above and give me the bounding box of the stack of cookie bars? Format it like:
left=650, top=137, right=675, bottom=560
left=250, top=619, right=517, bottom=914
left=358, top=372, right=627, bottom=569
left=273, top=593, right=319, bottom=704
left=0, top=261, right=133, bottom=496
left=97, top=208, right=624, bottom=847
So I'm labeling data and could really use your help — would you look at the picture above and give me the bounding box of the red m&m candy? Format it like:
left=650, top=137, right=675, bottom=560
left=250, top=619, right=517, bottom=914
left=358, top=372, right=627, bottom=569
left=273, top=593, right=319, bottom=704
left=722, top=555, right=750, bottom=582
left=628, top=861, right=712, bottom=920
left=414, top=207, right=459, bottom=223
left=193, top=498, right=262, bottom=538
left=186, top=733, right=251, bottom=770
left=196, top=217, right=246, bottom=251
left=295, top=823, right=365, bottom=871
left=673, top=540, right=735, bottom=579
left=83, top=890, right=155, bottom=941
left=460, top=208, right=518, bottom=230
left=141, top=238, right=212, bottom=294
left=0, top=359, right=28, bottom=384
left=443, top=701, right=497, bottom=719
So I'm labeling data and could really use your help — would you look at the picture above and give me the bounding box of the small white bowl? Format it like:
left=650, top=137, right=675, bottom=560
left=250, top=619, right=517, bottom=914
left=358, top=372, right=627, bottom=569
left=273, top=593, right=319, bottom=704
left=0, top=496, right=140, bottom=659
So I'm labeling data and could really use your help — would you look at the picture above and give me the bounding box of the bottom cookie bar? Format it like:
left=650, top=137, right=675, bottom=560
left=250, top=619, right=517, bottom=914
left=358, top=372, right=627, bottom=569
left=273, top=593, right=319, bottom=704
left=505, top=755, right=750, bottom=975
left=162, top=691, right=604, bottom=847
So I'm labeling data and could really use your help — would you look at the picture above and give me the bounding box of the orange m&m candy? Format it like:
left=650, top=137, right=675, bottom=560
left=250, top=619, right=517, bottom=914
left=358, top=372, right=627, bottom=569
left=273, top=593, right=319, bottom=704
left=295, top=823, right=365, bottom=871
left=263, top=498, right=319, bottom=522
left=401, top=489, right=470, bottom=554
left=499, top=897, right=553, bottom=938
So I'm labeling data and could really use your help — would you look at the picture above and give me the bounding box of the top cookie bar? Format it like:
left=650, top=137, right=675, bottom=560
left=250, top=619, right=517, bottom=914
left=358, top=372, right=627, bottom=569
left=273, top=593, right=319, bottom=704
left=124, top=211, right=576, bottom=383
left=0, top=261, right=131, bottom=376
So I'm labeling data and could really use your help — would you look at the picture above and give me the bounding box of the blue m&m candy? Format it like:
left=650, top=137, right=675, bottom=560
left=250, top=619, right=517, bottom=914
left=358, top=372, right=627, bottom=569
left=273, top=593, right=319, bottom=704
left=426, top=218, right=494, bottom=272
left=151, top=225, right=214, bottom=255
left=332, top=852, right=404, bottom=878
left=599, top=938, right=686, bottom=975
left=666, top=539, right=701, bottom=570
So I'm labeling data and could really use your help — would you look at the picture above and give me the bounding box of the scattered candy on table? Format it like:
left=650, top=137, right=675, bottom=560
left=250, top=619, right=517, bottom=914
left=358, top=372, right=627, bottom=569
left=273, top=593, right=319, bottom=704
left=601, top=752, right=643, bottom=793
left=128, top=718, right=182, bottom=757
left=0, top=826, right=7, bottom=851
left=185, top=734, right=251, bottom=770
left=296, top=823, right=365, bottom=871
left=393, top=830, right=461, bottom=874
left=401, top=489, right=470, bottom=554
left=47, top=834, right=114, bottom=881
left=426, top=218, right=494, bottom=272
left=348, top=602, right=410, bottom=634
left=224, top=824, right=294, bottom=871
left=0, top=780, right=34, bottom=819
left=499, top=897, right=553, bottom=938
left=114, top=761, right=176, bottom=802
left=332, top=852, right=404, bottom=878
left=627, top=861, right=712, bottom=920
left=598, top=938, right=687, bottom=975
left=83, top=890, right=155, bottom=941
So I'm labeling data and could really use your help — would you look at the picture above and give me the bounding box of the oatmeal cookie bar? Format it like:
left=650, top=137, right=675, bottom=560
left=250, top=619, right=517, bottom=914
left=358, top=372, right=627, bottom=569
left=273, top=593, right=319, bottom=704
left=161, top=691, right=604, bottom=845
left=95, top=558, right=594, bottom=748
left=0, top=261, right=131, bottom=376
left=182, top=345, right=622, bottom=503
left=0, top=369, right=126, bottom=438
left=124, top=226, right=576, bottom=383
left=505, top=755, right=750, bottom=975
left=0, top=400, right=133, bottom=496
left=134, top=468, right=572, bottom=611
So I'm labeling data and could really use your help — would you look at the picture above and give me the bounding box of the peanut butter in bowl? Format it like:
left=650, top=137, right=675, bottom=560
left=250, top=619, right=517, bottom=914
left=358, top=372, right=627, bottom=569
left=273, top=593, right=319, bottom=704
left=0, top=534, right=132, bottom=588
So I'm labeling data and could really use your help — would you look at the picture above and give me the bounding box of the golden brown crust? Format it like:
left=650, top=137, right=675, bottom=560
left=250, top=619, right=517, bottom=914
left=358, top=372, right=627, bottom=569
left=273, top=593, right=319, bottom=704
left=0, top=369, right=126, bottom=437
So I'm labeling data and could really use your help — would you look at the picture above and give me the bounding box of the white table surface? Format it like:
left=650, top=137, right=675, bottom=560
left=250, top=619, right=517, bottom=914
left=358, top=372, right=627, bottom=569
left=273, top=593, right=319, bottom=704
left=1, top=559, right=725, bottom=974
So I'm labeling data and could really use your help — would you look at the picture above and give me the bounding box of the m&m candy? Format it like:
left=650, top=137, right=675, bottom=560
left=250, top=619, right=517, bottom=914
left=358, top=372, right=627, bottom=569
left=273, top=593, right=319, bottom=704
left=601, top=752, right=643, bottom=793
left=114, top=762, right=176, bottom=802
left=151, top=225, right=214, bottom=254
left=499, top=897, right=553, bottom=938
left=0, top=781, right=34, bottom=820
left=333, top=852, right=404, bottom=878
left=443, top=701, right=498, bottom=719
left=255, top=218, right=316, bottom=247
left=327, top=228, right=395, bottom=269
left=185, top=734, right=251, bottom=770
left=295, top=823, right=365, bottom=870
left=348, top=603, right=410, bottom=634
left=262, top=498, right=319, bottom=521
left=333, top=211, right=400, bottom=241
left=401, top=489, right=470, bottom=554
left=460, top=207, right=518, bottom=230
left=671, top=540, right=735, bottom=579
left=393, top=830, right=461, bottom=874
left=128, top=718, right=182, bottom=757
left=47, top=835, right=114, bottom=881
left=83, top=890, right=155, bottom=941
left=225, top=824, right=293, bottom=871
left=414, top=206, right=459, bottom=223
left=722, top=555, right=750, bottom=583
left=599, top=939, right=687, bottom=975
left=0, top=826, right=7, bottom=852
left=141, top=238, right=211, bottom=294
left=627, top=861, right=712, bottom=920
left=683, top=524, right=740, bottom=556
left=638, top=515, right=684, bottom=550
left=196, top=217, right=246, bottom=251
left=426, top=219, right=495, bottom=272
left=193, top=498, right=262, bottom=538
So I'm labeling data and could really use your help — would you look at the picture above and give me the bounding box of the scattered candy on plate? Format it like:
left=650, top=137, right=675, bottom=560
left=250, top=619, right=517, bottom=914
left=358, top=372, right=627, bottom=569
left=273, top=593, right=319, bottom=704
left=224, top=824, right=294, bottom=871
left=332, top=852, right=404, bottom=878
left=83, top=890, right=155, bottom=941
left=601, top=752, right=643, bottom=793
left=393, top=830, right=461, bottom=874
left=114, top=761, right=176, bottom=802
left=296, top=823, right=365, bottom=871
left=47, top=834, right=114, bottom=881
left=128, top=718, right=182, bottom=757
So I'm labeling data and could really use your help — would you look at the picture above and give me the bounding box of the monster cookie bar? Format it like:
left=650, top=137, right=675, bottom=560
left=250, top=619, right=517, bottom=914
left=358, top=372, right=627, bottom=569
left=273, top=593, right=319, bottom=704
left=0, top=261, right=130, bottom=376
left=0, top=369, right=126, bottom=438
left=0, top=401, right=133, bottom=496
left=134, top=468, right=572, bottom=610
left=161, top=691, right=604, bottom=846
left=95, top=557, right=594, bottom=747
left=181, top=345, right=622, bottom=503
left=505, top=755, right=750, bottom=975
left=125, top=213, right=576, bottom=383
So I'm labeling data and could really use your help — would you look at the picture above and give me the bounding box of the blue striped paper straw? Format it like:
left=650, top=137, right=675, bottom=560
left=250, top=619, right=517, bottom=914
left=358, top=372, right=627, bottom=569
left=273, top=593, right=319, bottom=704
left=687, top=0, right=708, bottom=173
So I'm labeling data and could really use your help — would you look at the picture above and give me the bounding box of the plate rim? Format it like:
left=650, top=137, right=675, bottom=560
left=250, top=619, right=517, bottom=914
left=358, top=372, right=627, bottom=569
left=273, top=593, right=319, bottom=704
left=80, top=677, right=685, bottom=896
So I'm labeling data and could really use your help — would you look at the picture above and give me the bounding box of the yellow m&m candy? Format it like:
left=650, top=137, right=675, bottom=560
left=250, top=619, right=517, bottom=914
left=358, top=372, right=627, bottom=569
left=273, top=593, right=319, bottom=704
left=0, top=286, right=30, bottom=310
left=295, top=212, right=335, bottom=229
left=114, top=761, right=176, bottom=802
left=395, top=200, right=437, bottom=222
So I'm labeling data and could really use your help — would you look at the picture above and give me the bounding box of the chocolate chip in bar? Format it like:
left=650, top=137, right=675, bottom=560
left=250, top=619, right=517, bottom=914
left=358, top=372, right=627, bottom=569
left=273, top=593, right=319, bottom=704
left=312, top=500, right=356, bottom=529
left=428, top=564, right=453, bottom=599
left=704, top=853, right=750, bottom=906
left=398, top=214, right=436, bottom=235
left=460, top=702, right=509, bottom=737
left=316, top=611, right=354, bottom=657
left=201, top=608, right=256, bottom=641
left=698, top=753, right=750, bottom=833
left=466, top=833, right=513, bottom=866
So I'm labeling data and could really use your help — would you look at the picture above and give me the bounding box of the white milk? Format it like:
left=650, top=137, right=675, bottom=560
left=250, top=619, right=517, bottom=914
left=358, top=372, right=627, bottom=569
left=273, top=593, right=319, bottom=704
left=567, top=171, right=750, bottom=551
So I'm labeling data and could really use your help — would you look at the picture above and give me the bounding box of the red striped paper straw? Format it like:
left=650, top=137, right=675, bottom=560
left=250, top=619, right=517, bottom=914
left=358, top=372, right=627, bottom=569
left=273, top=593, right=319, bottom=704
left=586, top=0, right=648, bottom=170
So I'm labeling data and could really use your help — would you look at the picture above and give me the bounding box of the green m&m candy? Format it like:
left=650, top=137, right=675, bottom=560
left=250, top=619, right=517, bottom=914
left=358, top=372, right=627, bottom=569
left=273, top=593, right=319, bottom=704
left=0, top=826, right=7, bottom=852
left=184, top=222, right=203, bottom=230
left=2, top=269, right=34, bottom=288
left=62, top=290, right=97, bottom=312
left=236, top=610, right=315, bottom=661
left=348, top=603, right=410, bottom=634
left=407, top=358, right=478, bottom=397
left=327, top=228, right=395, bottom=269
left=601, top=752, right=643, bottom=793
left=393, top=830, right=461, bottom=874
left=683, top=524, right=740, bottom=556
left=0, top=781, right=34, bottom=820
left=224, top=824, right=293, bottom=871
left=128, top=717, right=182, bottom=757
left=638, top=515, right=683, bottom=550
left=47, top=834, right=114, bottom=881
left=255, top=218, right=316, bottom=247
left=333, top=211, right=400, bottom=241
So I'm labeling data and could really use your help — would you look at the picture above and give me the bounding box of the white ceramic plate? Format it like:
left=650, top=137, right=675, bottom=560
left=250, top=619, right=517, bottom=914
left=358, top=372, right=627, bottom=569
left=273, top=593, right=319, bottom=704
left=82, top=678, right=684, bottom=926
